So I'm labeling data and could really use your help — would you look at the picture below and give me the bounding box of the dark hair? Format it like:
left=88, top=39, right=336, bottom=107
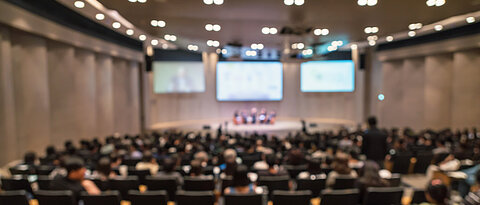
left=96, top=157, right=112, bottom=177
left=24, top=152, right=36, bottom=165
left=367, top=116, right=377, bottom=127
left=190, top=160, right=203, bottom=176
left=476, top=170, right=480, bottom=183
left=266, top=154, right=277, bottom=168
left=333, top=153, right=351, bottom=175
left=358, top=161, right=388, bottom=187
left=287, top=148, right=305, bottom=165
left=142, top=151, right=154, bottom=162
left=163, top=158, right=176, bottom=173
left=233, top=165, right=250, bottom=187
left=426, top=179, right=448, bottom=205
left=46, top=146, right=56, bottom=156
left=65, top=157, right=85, bottom=173
left=307, top=159, right=322, bottom=175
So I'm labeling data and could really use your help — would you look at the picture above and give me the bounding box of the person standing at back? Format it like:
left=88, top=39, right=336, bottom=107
left=362, top=116, right=388, bottom=167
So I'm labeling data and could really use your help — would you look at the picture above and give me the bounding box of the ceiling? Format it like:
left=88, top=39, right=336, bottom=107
left=98, top=0, right=480, bottom=49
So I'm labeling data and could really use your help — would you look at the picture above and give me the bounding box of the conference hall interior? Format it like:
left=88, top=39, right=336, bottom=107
left=0, top=0, right=480, bottom=205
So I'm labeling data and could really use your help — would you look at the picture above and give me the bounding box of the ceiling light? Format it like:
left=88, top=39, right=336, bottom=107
left=213, top=0, right=224, bottom=5
left=162, top=44, right=168, bottom=49
left=408, top=23, right=422, bottom=30
left=74, top=1, right=85, bottom=8
left=368, top=40, right=376, bottom=46
left=213, top=41, right=220, bottom=47
left=150, top=20, right=158, bottom=27
left=257, top=44, right=264, bottom=50
left=434, top=25, right=443, bottom=31
left=188, top=45, right=199, bottom=51
left=126, top=29, right=134, bottom=36
left=386, top=36, right=394, bottom=42
left=112, top=22, right=121, bottom=29
left=151, top=39, right=158, bottom=46
left=284, top=0, right=294, bottom=5
left=367, top=35, right=378, bottom=41
left=435, top=0, right=445, bottom=6
left=128, top=0, right=137, bottom=2
left=357, top=0, right=367, bottom=6
left=139, top=34, right=146, bottom=41
left=212, top=24, right=221, bottom=31
left=294, top=0, right=305, bottom=6
left=466, top=17, right=476, bottom=24
left=251, top=44, right=258, bottom=49
left=297, top=43, right=305, bottom=49
left=216, top=49, right=221, bottom=54
left=262, top=27, right=270, bottom=34
left=205, top=24, right=213, bottom=31
left=408, top=31, right=416, bottom=37
left=364, top=27, right=372, bottom=34
left=367, top=0, right=377, bottom=6
left=313, top=29, right=321, bottom=36
left=426, top=0, right=435, bottom=6
left=137, top=0, right=146, bottom=3
left=222, top=49, right=227, bottom=54
left=203, top=0, right=213, bottom=5
left=408, top=24, right=416, bottom=30
left=95, top=13, right=105, bottom=20
left=350, top=44, right=358, bottom=50
left=157, top=20, right=166, bottom=27
left=321, top=29, right=329, bottom=35
left=269, top=28, right=278, bottom=34
left=371, top=27, right=379, bottom=33
left=327, top=45, right=337, bottom=51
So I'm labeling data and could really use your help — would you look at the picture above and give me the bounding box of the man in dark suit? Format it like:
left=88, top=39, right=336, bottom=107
left=362, top=116, right=388, bottom=167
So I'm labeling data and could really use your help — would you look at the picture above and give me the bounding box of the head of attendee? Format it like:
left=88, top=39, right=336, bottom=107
left=189, top=159, right=204, bottom=177
left=306, top=159, right=322, bottom=175
left=224, top=165, right=256, bottom=194
left=51, top=157, right=100, bottom=197
left=426, top=179, right=449, bottom=205
left=356, top=161, right=389, bottom=203
left=194, top=151, right=209, bottom=167
left=23, top=152, right=37, bottom=166
left=286, top=148, right=305, bottom=165
left=223, top=149, right=237, bottom=176
left=333, top=152, right=352, bottom=175
left=46, top=146, right=57, bottom=157
left=95, top=157, right=115, bottom=180
left=162, top=157, right=176, bottom=173
left=367, top=116, right=377, bottom=129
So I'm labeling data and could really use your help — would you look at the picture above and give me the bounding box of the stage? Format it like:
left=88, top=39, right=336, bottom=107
left=149, top=118, right=358, bottom=136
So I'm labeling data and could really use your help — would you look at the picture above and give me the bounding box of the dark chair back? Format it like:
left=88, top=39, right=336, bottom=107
left=80, top=191, right=121, bottom=205
left=258, top=175, right=290, bottom=193
left=272, top=190, right=311, bottom=205
left=108, top=176, right=139, bottom=200
left=224, top=193, right=263, bottom=205
left=90, top=178, right=109, bottom=191
left=241, top=155, right=262, bottom=170
left=145, top=176, right=177, bottom=201
left=333, top=175, right=356, bottom=189
left=320, top=189, right=359, bottom=205
left=9, top=165, right=35, bottom=175
left=35, top=190, right=75, bottom=205
left=221, top=176, right=234, bottom=195
left=411, top=189, right=427, bottom=204
left=363, top=187, right=404, bottom=205
left=296, top=175, right=326, bottom=197
left=183, top=176, right=215, bottom=191
left=37, top=175, right=53, bottom=190
left=128, top=169, right=151, bottom=185
left=386, top=174, right=402, bottom=187
left=36, top=165, right=56, bottom=176
left=413, top=152, right=433, bottom=174
left=128, top=190, right=168, bottom=205
left=176, top=190, right=215, bottom=205
left=0, top=190, right=29, bottom=205
left=123, top=158, right=141, bottom=167
left=1, top=176, right=33, bottom=193
left=392, top=154, right=413, bottom=174
left=284, top=165, right=308, bottom=179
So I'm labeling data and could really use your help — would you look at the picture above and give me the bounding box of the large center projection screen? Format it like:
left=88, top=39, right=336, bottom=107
left=216, top=62, right=283, bottom=101
left=153, top=61, right=205, bottom=93
left=301, top=60, right=355, bottom=92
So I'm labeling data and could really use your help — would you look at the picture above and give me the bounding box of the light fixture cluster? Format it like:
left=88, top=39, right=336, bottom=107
left=95, top=13, right=105, bottom=20
left=112, top=22, right=121, bottom=29
left=466, top=17, right=476, bottom=24
left=74, top=1, right=85, bottom=8
left=128, top=0, right=147, bottom=3
left=207, top=40, right=220, bottom=47
left=261, top=27, right=278, bottom=35
left=327, top=41, right=343, bottom=51
left=408, top=23, right=423, bottom=30
left=139, top=34, right=147, bottom=41
left=434, top=25, right=443, bottom=31
left=386, top=36, right=394, bottom=42
left=291, top=43, right=305, bottom=50
left=187, top=45, right=199, bottom=51
left=250, top=43, right=264, bottom=50
left=302, top=49, right=313, bottom=56
left=364, top=26, right=379, bottom=34
left=205, top=24, right=221, bottom=32
left=284, top=0, right=305, bottom=6
left=245, top=50, right=257, bottom=56
left=367, top=35, right=378, bottom=41
left=151, top=20, right=166, bottom=28
left=313, top=28, right=329, bottom=36
left=203, top=0, right=224, bottom=5
left=408, top=31, right=416, bottom=37
left=357, top=0, right=377, bottom=6
left=164, top=34, right=177, bottom=41
left=426, top=0, right=445, bottom=7
left=151, top=39, right=159, bottom=46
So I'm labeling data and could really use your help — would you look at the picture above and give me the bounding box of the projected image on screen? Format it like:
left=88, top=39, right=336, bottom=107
left=301, top=60, right=355, bottom=92
left=216, top=62, right=283, bottom=101
left=153, top=61, right=205, bottom=93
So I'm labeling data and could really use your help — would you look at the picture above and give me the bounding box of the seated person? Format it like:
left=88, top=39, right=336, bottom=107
left=50, top=157, right=100, bottom=199
left=157, top=157, right=183, bottom=185
left=298, top=158, right=324, bottom=179
left=221, top=149, right=238, bottom=177
left=464, top=170, right=480, bottom=205
left=224, top=165, right=257, bottom=194
left=423, top=179, right=449, bottom=205
left=426, top=154, right=460, bottom=186
left=356, top=161, right=389, bottom=203
left=326, top=152, right=358, bottom=188
left=91, top=157, right=117, bottom=181
left=189, top=160, right=205, bottom=177
left=257, top=154, right=288, bottom=177
left=135, top=151, right=159, bottom=175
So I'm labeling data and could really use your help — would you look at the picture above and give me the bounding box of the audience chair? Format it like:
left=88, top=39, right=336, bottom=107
left=80, top=191, right=121, bottom=205
left=0, top=190, right=29, bottom=205
left=108, top=176, right=139, bottom=200
left=258, top=175, right=290, bottom=198
left=128, top=190, right=168, bottom=205
left=90, top=178, right=109, bottom=191
left=122, top=158, right=141, bottom=167
left=144, top=175, right=178, bottom=201
left=272, top=190, right=312, bottom=205
left=363, top=187, right=404, bottom=205
left=413, top=152, right=433, bottom=174
left=386, top=173, right=402, bottom=187
left=284, top=165, right=308, bottom=179
left=37, top=175, right=52, bottom=190
left=176, top=190, right=215, bottom=205
left=35, top=190, right=75, bottom=205
left=332, top=175, right=356, bottom=190
left=1, top=176, right=33, bottom=193
left=241, top=155, right=262, bottom=170
left=410, top=189, right=427, bottom=204
left=9, top=165, right=35, bottom=175
left=224, top=193, right=264, bottom=205
left=320, top=189, right=359, bottom=205
left=128, top=168, right=151, bottom=185
left=36, top=165, right=56, bottom=176
left=221, top=176, right=234, bottom=195
left=391, top=154, right=413, bottom=174
left=183, top=176, right=215, bottom=191
left=296, top=175, right=326, bottom=197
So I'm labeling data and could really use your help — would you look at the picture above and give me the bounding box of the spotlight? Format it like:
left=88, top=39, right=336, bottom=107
left=74, top=1, right=85, bottom=8
left=95, top=13, right=105, bottom=20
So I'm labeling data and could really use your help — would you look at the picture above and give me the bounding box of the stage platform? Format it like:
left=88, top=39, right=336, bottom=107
left=150, top=118, right=357, bottom=136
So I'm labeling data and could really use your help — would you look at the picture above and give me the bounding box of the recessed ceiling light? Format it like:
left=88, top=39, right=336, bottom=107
left=408, top=31, right=416, bottom=37
left=150, top=20, right=158, bottom=27
left=297, top=43, right=305, bottom=49
left=466, top=17, right=476, bottom=24
left=151, top=39, right=159, bottom=46
left=157, top=20, right=166, bottom=27
left=269, top=27, right=278, bottom=34
left=368, top=40, right=376, bottom=46
left=426, top=0, right=435, bottom=6
left=212, top=24, right=221, bottom=31
left=139, top=34, right=146, bottom=41
left=294, top=0, right=305, bottom=6
left=128, top=0, right=137, bottom=2
left=95, top=13, right=105, bottom=20
left=222, top=49, right=227, bottom=54
left=213, top=0, right=223, bottom=5
left=327, top=45, right=337, bottom=51
left=435, top=0, right=445, bottom=6
left=313, top=29, right=321, bottom=36
left=364, top=27, right=372, bottom=34
left=284, top=0, right=294, bottom=5
left=367, top=0, right=377, bottom=6
left=367, top=35, right=378, bottom=41
left=126, top=29, right=134, bottom=36
left=205, top=24, right=213, bottom=31
left=350, top=44, right=358, bottom=50
left=162, top=44, right=168, bottom=49
left=203, top=0, right=213, bottom=4
left=74, top=1, right=85, bottom=8
left=112, top=22, right=121, bottom=29
left=321, top=29, right=329, bottom=35
left=386, top=36, right=394, bottom=42
left=357, top=0, right=367, bottom=6
left=262, top=27, right=270, bottom=34
left=137, top=0, right=147, bottom=3
left=434, top=25, right=443, bottom=31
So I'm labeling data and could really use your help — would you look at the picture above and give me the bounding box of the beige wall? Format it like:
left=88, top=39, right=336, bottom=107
left=147, top=53, right=366, bottom=128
